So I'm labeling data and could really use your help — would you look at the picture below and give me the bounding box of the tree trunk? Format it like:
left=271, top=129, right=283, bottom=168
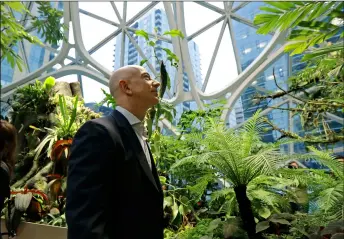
left=234, top=185, right=262, bottom=239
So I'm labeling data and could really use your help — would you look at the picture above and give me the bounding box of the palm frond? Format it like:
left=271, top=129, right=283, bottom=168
left=170, top=152, right=214, bottom=169
left=307, top=146, right=344, bottom=180
left=187, top=174, right=216, bottom=202
left=317, top=183, right=344, bottom=220
left=209, top=187, right=234, bottom=205
left=277, top=168, right=336, bottom=188
left=245, top=147, right=283, bottom=177
left=240, top=110, right=266, bottom=157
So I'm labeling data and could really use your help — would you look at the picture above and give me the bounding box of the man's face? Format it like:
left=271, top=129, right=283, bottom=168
left=129, top=66, right=160, bottom=107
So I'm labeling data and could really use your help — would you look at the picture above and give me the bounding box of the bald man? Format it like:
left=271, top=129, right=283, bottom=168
left=66, top=66, right=164, bottom=239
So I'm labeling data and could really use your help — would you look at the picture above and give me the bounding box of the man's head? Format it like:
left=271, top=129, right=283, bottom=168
left=109, top=65, right=160, bottom=113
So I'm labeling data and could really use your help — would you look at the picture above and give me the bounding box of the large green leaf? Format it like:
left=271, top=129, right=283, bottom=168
left=140, top=59, right=148, bottom=66
left=207, top=218, right=221, bottom=232
left=171, top=202, right=179, bottom=221
left=6, top=1, right=25, bottom=12
left=135, top=29, right=149, bottom=41
left=258, top=207, right=271, bottom=219
left=163, top=29, right=184, bottom=39
left=256, top=221, right=270, bottom=233
left=43, top=76, right=56, bottom=91
left=178, top=204, right=185, bottom=215
left=164, top=196, right=173, bottom=208
left=269, top=218, right=290, bottom=225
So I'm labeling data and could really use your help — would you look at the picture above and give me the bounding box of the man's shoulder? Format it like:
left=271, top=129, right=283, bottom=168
left=83, top=114, right=117, bottom=133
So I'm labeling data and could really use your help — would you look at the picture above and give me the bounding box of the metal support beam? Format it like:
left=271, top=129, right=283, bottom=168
left=125, top=2, right=159, bottom=27
left=175, top=2, right=204, bottom=109
left=88, top=28, right=122, bottom=55
left=228, top=2, right=234, bottom=10
left=77, top=74, right=84, bottom=97
left=19, top=40, right=30, bottom=73
left=202, top=18, right=227, bottom=92
left=120, top=30, right=125, bottom=67
left=79, top=9, right=120, bottom=27
left=163, top=2, right=185, bottom=103
left=187, top=15, right=225, bottom=41
left=110, top=2, right=122, bottom=23
left=220, top=17, right=243, bottom=123
left=231, top=2, right=249, bottom=13
left=195, top=2, right=225, bottom=15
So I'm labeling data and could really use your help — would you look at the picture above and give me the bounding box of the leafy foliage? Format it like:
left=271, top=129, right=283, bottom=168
left=254, top=1, right=344, bottom=146
left=1, top=2, right=67, bottom=71
left=254, top=2, right=343, bottom=55
left=171, top=111, right=297, bottom=238
left=97, top=88, right=116, bottom=109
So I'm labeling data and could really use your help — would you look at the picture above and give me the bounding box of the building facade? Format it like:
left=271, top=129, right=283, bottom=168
left=230, top=2, right=295, bottom=152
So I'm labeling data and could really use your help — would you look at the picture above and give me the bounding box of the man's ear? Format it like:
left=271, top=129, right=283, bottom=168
left=119, top=80, right=132, bottom=95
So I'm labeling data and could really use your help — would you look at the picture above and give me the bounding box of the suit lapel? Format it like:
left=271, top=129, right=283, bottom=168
left=111, top=110, right=160, bottom=192
left=146, top=142, right=163, bottom=194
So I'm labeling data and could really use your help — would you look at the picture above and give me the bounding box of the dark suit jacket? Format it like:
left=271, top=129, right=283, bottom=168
left=66, top=110, right=164, bottom=239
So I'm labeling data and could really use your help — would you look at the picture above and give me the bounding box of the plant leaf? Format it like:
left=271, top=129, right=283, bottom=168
left=140, top=59, right=148, bottom=66
left=256, top=221, right=270, bottom=233
left=164, top=196, right=173, bottom=208
left=163, top=29, right=184, bottom=39
left=270, top=218, right=290, bottom=225
left=258, top=207, right=271, bottom=219
left=135, top=29, right=149, bottom=41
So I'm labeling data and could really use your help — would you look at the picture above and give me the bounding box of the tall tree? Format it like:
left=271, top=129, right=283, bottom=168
left=171, top=111, right=296, bottom=238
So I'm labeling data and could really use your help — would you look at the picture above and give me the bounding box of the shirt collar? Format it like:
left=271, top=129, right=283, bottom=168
left=115, top=106, right=141, bottom=126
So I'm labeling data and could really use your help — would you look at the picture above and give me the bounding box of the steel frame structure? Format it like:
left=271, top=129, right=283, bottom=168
left=1, top=1, right=343, bottom=138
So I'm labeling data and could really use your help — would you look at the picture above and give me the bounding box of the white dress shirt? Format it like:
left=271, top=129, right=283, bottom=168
left=115, top=106, right=152, bottom=169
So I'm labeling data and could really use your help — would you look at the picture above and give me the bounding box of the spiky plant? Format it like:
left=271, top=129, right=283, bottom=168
left=171, top=111, right=296, bottom=238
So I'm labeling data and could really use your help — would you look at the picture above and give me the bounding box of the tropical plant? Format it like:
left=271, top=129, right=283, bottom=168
left=210, top=176, right=297, bottom=222
left=171, top=111, right=297, bottom=238
left=176, top=218, right=224, bottom=239
left=97, top=88, right=117, bottom=109
left=253, top=1, right=344, bottom=146
left=282, top=147, right=344, bottom=221
left=12, top=94, right=100, bottom=188
left=1, top=1, right=67, bottom=71
left=3, top=77, right=57, bottom=183
left=254, top=2, right=343, bottom=55
left=135, top=27, right=184, bottom=137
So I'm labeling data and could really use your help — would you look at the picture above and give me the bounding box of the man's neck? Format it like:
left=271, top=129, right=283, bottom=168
left=116, top=103, right=147, bottom=121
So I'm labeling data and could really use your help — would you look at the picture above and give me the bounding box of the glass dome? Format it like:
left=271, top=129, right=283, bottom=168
left=1, top=1, right=343, bottom=155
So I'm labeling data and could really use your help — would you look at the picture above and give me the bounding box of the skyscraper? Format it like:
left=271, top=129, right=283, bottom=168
left=230, top=2, right=290, bottom=147
left=1, top=2, right=63, bottom=87
left=114, top=8, right=203, bottom=122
